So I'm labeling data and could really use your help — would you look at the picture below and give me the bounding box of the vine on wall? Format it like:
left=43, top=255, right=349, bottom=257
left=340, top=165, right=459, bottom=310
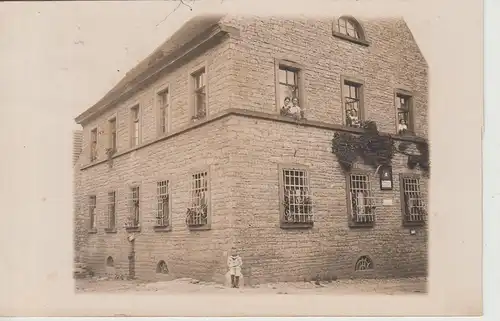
left=331, top=120, right=430, bottom=174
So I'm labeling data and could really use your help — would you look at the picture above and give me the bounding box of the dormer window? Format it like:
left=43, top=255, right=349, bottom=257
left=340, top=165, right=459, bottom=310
left=333, top=16, right=369, bottom=46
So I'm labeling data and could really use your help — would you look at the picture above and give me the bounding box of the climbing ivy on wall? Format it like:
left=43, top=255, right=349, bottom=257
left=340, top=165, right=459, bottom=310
left=331, top=120, right=430, bottom=174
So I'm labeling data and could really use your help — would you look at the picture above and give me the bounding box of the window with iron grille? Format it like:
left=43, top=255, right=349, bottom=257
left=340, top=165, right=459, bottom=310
left=343, top=80, right=363, bottom=128
left=108, top=118, right=117, bottom=154
left=158, top=88, right=169, bottom=134
left=186, top=172, right=208, bottom=227
left=107, top=191, right=116, bottom=230
left=192, top=69, right=206, bottom=120
left=400, top=175, right=426, bottom=225
left=88, top=195, right=97, bottom=230
left=127, top=186, right=140, bottom=228
left=347, top=173, right=376, bottom=226
left=396, top=92, right=413, bottom=134
left=156, top=180, right=169, bottom=227
left=338, top=17, right=361, bottom=39
left=280, top=167, right=313, bottom=227
left=90, top=128, right=98, bottom=161
left=130, top=105, right=140, bottom=147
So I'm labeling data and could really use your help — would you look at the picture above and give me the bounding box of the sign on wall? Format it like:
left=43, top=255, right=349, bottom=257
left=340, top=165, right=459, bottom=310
left=379, top=165, right=393, bottom=190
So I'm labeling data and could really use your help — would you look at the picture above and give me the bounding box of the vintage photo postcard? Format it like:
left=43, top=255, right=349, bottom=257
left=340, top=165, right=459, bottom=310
left=0, top=0, right=482, bottom=317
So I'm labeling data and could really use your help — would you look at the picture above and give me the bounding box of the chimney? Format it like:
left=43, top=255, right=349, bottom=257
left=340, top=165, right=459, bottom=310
left=72, top=130, right=83, bottom=166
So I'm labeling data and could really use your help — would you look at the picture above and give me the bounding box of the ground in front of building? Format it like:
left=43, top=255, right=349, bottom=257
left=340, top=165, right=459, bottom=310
left=75, top=276, right=427, bottom=295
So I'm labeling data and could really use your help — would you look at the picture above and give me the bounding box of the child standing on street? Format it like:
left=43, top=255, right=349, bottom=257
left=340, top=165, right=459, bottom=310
left=227, top=248, right=243, bottom=288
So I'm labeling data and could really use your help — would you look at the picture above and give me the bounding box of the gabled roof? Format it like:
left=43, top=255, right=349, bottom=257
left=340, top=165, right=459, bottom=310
left=75, top=14, right=226, bottom=124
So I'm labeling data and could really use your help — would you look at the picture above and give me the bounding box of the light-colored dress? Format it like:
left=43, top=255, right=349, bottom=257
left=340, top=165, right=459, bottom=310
left=227, top=255, right=242, bottom=277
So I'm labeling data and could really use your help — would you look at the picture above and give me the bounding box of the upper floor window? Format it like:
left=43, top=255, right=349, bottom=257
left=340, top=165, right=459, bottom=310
left=108, top=117, right=117, bottom=154
left=279, top=166, right=314, bottom=228
left=130, top=105, right=140, bottom=147
left=275, top=59, right=305, bottom=120
left=395, top=89, right=414, bottom=135
left=342, top=77, right=364, bottom=128
left=333, top=16, right=369, bottom=46
left=157, top=87, right=170, bottom=135
left=90, top=128, right=98, bottom=162
left=191, top=68, right=207, bottom=120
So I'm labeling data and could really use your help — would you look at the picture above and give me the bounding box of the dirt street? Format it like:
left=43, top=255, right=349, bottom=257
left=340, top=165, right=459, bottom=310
left=75, top=277, right=427, bottom=295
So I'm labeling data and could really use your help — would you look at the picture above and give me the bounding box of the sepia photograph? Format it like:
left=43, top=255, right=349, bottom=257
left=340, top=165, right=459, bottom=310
left=72, top=11, right=430, bottom=295
left=1, top=0, right=483, bottom=317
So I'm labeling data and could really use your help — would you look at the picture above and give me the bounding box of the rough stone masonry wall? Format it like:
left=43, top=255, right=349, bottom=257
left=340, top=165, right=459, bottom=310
left=74, top=37, right=236, bottom=281
left=226, top=116, right=428, bottom=283
left=220, top=16, right=428, bottom=138
left=76, top=118, right=236, bottom=281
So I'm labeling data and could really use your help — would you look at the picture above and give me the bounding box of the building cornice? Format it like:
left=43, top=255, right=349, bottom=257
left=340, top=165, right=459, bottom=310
left=75, top=23, right=239, bottom=126
left=79, top=108, right=428, bottom=171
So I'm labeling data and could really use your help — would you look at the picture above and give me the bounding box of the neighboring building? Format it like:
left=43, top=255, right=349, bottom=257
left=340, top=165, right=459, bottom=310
left=73, top=14, right=429, bottom=284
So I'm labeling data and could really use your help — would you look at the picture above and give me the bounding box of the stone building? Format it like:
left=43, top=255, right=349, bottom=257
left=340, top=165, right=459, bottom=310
left=73, top=14, right=429, bottom=284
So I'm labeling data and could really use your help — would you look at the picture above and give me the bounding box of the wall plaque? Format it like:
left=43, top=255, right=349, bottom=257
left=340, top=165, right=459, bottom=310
left=379, top=165, right=393, bottom=190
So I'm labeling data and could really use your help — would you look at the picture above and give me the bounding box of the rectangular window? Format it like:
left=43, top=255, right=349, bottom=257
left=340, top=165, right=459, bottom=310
left=88, top=195, right=97, bottom=230
left=186, top=172, right=209, bottom=227
left=156, top=180, right=170, bottom=227
left=275, top=60, right=305, bottom=118
left=90, top=128, right=98, bottom=161
left=158, top=88, right=169, bottom=134
left=400, top=176, right=426, bottom=225
left=107, top=191, right=116, bottom=230
left=347, top=173, right=376, bottom=226
left=343, top=79, right=364, bottom=128
left=192, top=69, right=206, bottom=120
left=127, top=186, right=140, bottom=229
left=396, top=91, right=414, bottom=134
left=108, top=118, right=117, bottom=154
left=280, top=168, right=313, bottom=227
left=130, top=105, right=140, bottom=147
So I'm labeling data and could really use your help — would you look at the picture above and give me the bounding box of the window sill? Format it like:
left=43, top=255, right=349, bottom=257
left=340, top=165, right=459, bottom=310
left=187, top=224, right=211, bottom=231
left=332, top=32, right=370, bottom=46
left=153, top=225, right=172, bottom=232
left=125, top=226, right=141, bottom=233
left=402, top=220, right=426, bottom=228
left=348, top=221, right=375, bottom=229
left=88, top=228, right=97, bottom=234
left=280, top=222, right=314, bottom=229
left=104, top=228, right=117, bottom=233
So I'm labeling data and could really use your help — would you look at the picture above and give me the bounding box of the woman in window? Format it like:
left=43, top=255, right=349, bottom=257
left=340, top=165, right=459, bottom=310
left=288, top=97, right=302, bottom=120
left=280, top=97, right=291, bottom=116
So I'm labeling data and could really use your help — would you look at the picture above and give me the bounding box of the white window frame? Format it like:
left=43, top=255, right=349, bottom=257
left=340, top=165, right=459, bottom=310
left=88, top=195, right=97, bottom=231
left=274, top=59, right=306, bottom=116
left=107, top=116, right=117, bottom=154
left=106, top=191, right=116, bottom=232
left=126, top=185, right=140, bottom=230
left=345, top=170, right=376, bottom=227
left=155, top=179, right=172, bottom=229
left=89, top=127, right=98, bottom=162
left=186, top=169, right=211, bottom=230
left=189, top=63, right=208, bottom=121
left=278, top=164, right=314, bottom=228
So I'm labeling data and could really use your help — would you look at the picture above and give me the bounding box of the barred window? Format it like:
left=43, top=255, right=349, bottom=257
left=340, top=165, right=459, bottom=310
left=400, top=176, right=426, bottom=224
left=158, top=88, right=169, bottom=134
left=186, top=172, right=208, bottom=227
left=156, top=180, right=169, bottom=227
left=192, top=69, right=206, bottom=120
left=127, top=186, right=140, bottom=228
left=347, top=173, right=376, bottom=225
left=89, top=195, right=97, bottom=230
left=90, top=128, right=98, bottom=161
left=280, top=167, right=313, bottom=226
left=107, top=191, right=116, bottom=230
